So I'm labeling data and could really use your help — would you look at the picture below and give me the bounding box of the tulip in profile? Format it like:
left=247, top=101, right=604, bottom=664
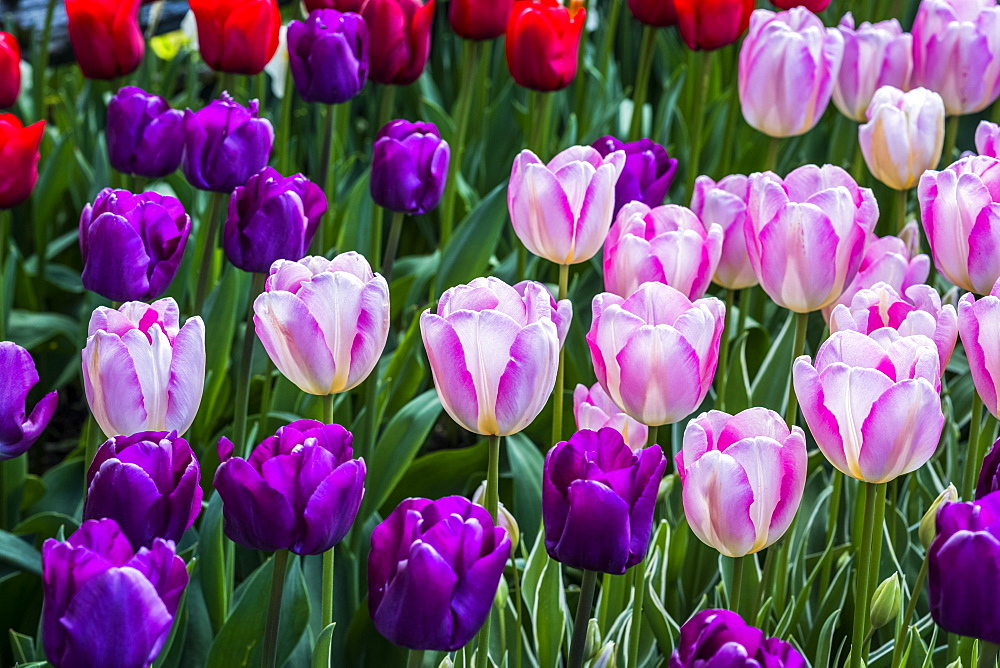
left=0, top=114, right=44, bottom=209
left=831, top=14, right=912, bottom=122
left=362, top=0, right=436, bottom=85
left=450, top=0, right=515, bottom=40
left=287, top=9, right=369, bottom=104
left=592, top=136, right=678, bottom=215
left=670, top=609, right=807, bottom=667
left=977, top=121, right=1000, bottom=158
left=64, top=0, right=144, bottom=79
left=977, top=439, right=1000, bottom=499
left=573, top=383, right=648, bottom=452
left=107, top=87, right=185, bottom=178
left=189, top=0, right=280, bottom=75
left=674, top=0, right=755, bottom=51
left=370, top=120, right=450, bottom=216
left=628, top=0, right=676, bottom=26
left=506, top=0, right=586, bottom=91
left=0, top=33, right=20, bottom=108
left=0, top=342, right=57, bottom=461
left=690, top=174, right=757, bottom=290
left=860, top=86, right=945, bottom=192
left=958, top=283, right=1000, bottom=419
left=182, top=94, right=274, bottom=193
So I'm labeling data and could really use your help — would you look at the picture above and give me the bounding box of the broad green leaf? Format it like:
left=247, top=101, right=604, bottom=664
left=0, top=531, right=41, bottom=575
left=9, top=629, right=35, bottom=663
left=311, top=623, right=336, bottom=668
left=198, top=492, right=228, bottom=635
left=750, top=309, right=797, bottom=413
left=433, top=183, right=508, bottom=296
left=505, top=433, right=543, bottom=549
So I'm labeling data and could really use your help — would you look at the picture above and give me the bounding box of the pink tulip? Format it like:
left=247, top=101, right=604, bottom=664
left=253, top=253, right=390, bottom=395
left=831, top=13, right=912, bottom=122
left=917, top=155, right=1000, bottom=294
left=959, top=281, right=1000, bottom=418
left=860, top=86, right=945, bottom=191
left=911, top=0, right=1000, bottom=115
left=690, top=174, right=757, bottom=290
left=603, top=201, right=723, bottom=300
left=508, top=145, right=625, bottom=265
left=587, top=282, right=725, bottom=427
left=830, top=282, right=959, bottom=371
left=573, top=382, right=648, bottom=452
left=677, top=408, right=807, bottom=557
left=746, top=164, right=879, bottom=313
left=738, top=7, right=844, bottom=138
left=793, top=329, right=944, bottom=483
left=976, top=120, right=1000, bottom=157
left=82, top=298, right=205, bottom=438
left=421, top=277, right=571, bottom=436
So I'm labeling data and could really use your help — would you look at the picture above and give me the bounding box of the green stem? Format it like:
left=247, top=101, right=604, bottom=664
left=512, top=554, right=523, bottom=668
left=317, top=102, right=340, bottom=256
left=257, top=358, right=274, bottom=441
left=552, top=263, right=569, bottom=446
left=730, top=556, right=744, bottom=616
left=785, top=312, right=809, bottom=427
left=895, top=188, right=908, bottom=235
left=529, top=91, right=555, bottom=160
left=262, top=549, right=290, bottom=668
left=819, top=472, right=844, bottom=594
left=0, top=455, right=26, bottom=531
left=890, top=555, right=929, bottom=668
left=598, top=0, right=622, bottom=80
left=472, top=434, right=503, bottom=667
left=963, top=393, right=985, bottom=501
left=941, top=115, right=959, bottom=169
left=629, top=25, right=657, bottom=142
left=716, top=288, right=736, bottom=411
left=321, top=396, right=335, bottom=628
left=736, top=288, right=751, bottom=339
left=365, top=369, right=380, bottom=463
left=865, top=482, right=888, bottom=654
left=850, top=482, right=882, bottom=668
left=382, top=211, right=405, bottom=283
left=277, top=59, right=295, bottom=175
left=407, top=649, right=424, bottom=668
left=685, top=49, right=713, bottom=199
left=980, top=642, right=1000, bottom=668
left=440, top=41, right=482, bottom=245
left=627, top=559, right=647, bottom=668
left=32, top=0, right=57, bottom=123
left=568, top=570, right=599, bottom=668
left=193, top=192, right=227, bottom=314
left=0, top=208, right=9, bottom=340
left=233, top=273, right=266, bottom=458
left=765, top=136, right=782, bottom=174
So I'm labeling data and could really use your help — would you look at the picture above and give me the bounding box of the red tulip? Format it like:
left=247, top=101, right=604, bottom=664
left=506, top=0, right=586, bottom=92
left=450, top=0, right=516, bottom=40
left=628, top=0, right=677, bottom=27
left=0, top=33, right=19, bottom=108
left=305, top=0, right=366, bottom=10
left=64, top=0, right=144, bottom=79
left=0, top=114, right=44, bottom=209
left=674, top=0, right=754, bottom=51
left=771, top=0, right=830, bottom=10
left=361, top=0, right=436, bottom=85
left=189, top=0, right=280, bottom=75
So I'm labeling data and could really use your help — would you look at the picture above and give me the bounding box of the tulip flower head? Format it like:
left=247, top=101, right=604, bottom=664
left=674, top=0, right=754, bottom=51
left=628, top=0, right=677, bottom=27
left=450, top=0, right=516, bottom=40
left=361, top=0, right=436, bottom=85
left=591, top=135, right=678, bottom=216
left=64, top=0, right=144, bottom=79
left=977, top=120, right=1000, bottom=158
left=0, top=33, right=21, bottom=108
left=370, top=120, right=450, bottom=215
left=287, top=9, right=369, bottom=104
left=107, top=87, right=185, bottom=178
left=182, top=94, right=274, bottom=193
left=506, top=0, right=586, bottom=91
left=860, top=86, right=945, bottom=191
left=690, top=174, right=757, bottom=290
left=958, top=282, right=1000, bottom=419
left=670, top=609, right=807, bottom=667
left=0, top=114, right=44, bottom=209
left=189, top=0, right=280, bottom=75
left=573, top=382, right=648, bottom=452
left=832, top=13, right=912, bottom=122
left=0, top=342, right=57, bottom=461
left=977, top=439, right=1000, bottom=499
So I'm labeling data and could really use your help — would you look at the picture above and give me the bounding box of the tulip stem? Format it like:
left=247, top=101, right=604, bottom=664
left=684, top=49, right=713, bottom=200
left=715, top=288, right=736, bottom=411
left=262, top=549, right=290, bottom=668
left=0, top=455, right=26, bottom=531
left=730, top=556, right=744, bottom=616
left=317, top=102, right=341, bottom=257
left=980, top=642, right=1000, bottom=668
left=784, top=312, right=809, bottom=427
left=819, top=471, right=844, bottom=594
left=941, top=115, right=959, bottom=169
left=0, top=208, right=9, bottom=340
left=552, top=263, right=569, bottom=446
left=192, top=191, right=227, bottom=314
left=321, top=394, right=335, bottom=630
left=568, top=570, right=598, bottom=668
left=233, top=272, right=266, bottom=459
left=627, top=559, right=647, bottom=668
left=963, top=393, right=985, bottom=501
left=864, top=482, right=888, bottom=656
left=629, top=26, right=657, bottom=142
left=276, top=59, right=295, bottom=175
left=382, top=211, right=405, bottom=283
left=440, top=40, right=482, bottom=246
left=407, top=649, right=424, bottom=668
left=765, top=136, right=782, bottom=174
left=850, top=482, right=883, bottom=668
left=895, top=188, right=908, bottom=235
left=890, top=554, right=929, bottom=668
left=472, top=433, right=503, bottom=668
left=529, top=91, right=555, bottom=160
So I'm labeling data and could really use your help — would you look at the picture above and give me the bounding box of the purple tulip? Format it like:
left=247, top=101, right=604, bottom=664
left=84, top=431, right=202, bottom=550
left=543, top=428, right=666, bottom=574
left=591, top=135, right=678, bottom=215
left=214, top=420, right=365, bottom=554
left=977, top=438, right=1000, bottom=499
left=107, top=86, right=185, bottom=178
left=42, top=518, right=188, bottom=668
left=288, top=9, right=369, bottom=104
left=368, top=495, right=511, bottom=651
left=670, top=609, right=807, bottom=667
left=370, top=119, right=449, bottom=215
left=182, top=93, right=274, bottom=193
left=573, top=382, right=648, bottom=452
left=0, top=341, right=57, bottom=460
left=79, top=188, right=192, bottom=302
left=223, top=167, right=327, bottom=274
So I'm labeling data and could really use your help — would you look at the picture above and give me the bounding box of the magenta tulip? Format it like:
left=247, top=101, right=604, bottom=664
left=959, top=282, right=1000, bottom=419
left=977, top=120, right=1000, bottom=158
left=691, top=174, right=756, bottom=290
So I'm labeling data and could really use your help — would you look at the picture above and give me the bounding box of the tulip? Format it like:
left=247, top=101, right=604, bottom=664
left=543, top=428, right=666, bottom=573
left=587, top=281, right=725, bottom=426
left=0, top=114, right=44, bottom=209
left=958, top=284, right=1000, bottom=419
left=79, top=188, right=192, bottom=302
left=738, top=8, right=844, bottom=137
left=64, top=0, right=144, bottom=80
left=370, top=120, right=450, bottom=216
left=82, top=299, right=205, bottom=439
left=182, top=94, right=275, bottom=193
left=917, top=155, right=1000, bottom=294
left=911, top=0, right=1000, bottom=116
left=0, top=33, right=20, bottom=108
left=361, top=0, right=435, bottom=86
left=627, top=0, right=676, bottom=27
left=831, top=14, right=912, bottom=122
left=508, top=145, right=626, bottom=265
left=42, top=519, right=188, bottom=668
left=591, top=136, right=678, bottom=216
left=450, top=0, right=516, bottom=40
left=505, top=0, right=586, bottom=92
left=670, top=609, right=807, bottom=667
left=603, top=201, right=723, bottom=300
left=84, top=431, right=202, bottom=550
left=368, top=495, right=511, bottom=650
left=288, top=10, right=369, bottom=104
left=223, top=167, right=327, bottom=274
left=674, top=0, right=755, bottom=51
left=793, top=329, right=944, bottom=483
left=305, top=0, right=364, bottom=10
left=977, top=120, right=1000, bottom=158
left=0, top=342, right=57, bottom=461
left=573, top=382, right=648, bottom=452
left=860, top=86, right=945, bottom=191
left=746, top=165, right=879, bottom=312
left=254, top=253, right=390, bottom=395
left=421, top=277, right=571, bottom=435
left=920, top=484, right=959, bottom=549
left=188, top=0, right=279, bottom=75
left=772, top=0, right=829, bottom=8
left=106, top=87, right=185, bottom=178
left=691, top=174, right=757, bottom=290
left=215, top=420, right=365, bottom=554
left=928, top=490, right=1000, bottom=643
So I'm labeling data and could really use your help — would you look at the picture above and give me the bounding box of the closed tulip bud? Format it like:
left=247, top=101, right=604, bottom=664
left=288, top=10, right=369, bottom=105
left=978, top=440, right=1000, bottom=499
left=772, top=0, right=830, bottom=9
left=870, top=574, right=901, bottom=630
left=65, top=0, right=144, bottom=79
left=305, top=0, right=364, bottom=10
left=371, top=120, right=450, bottom=215
left=918, top=156, right=1000, bottom=294
left=107, top=87, right=185, bottom=178
left=674, top=0, right=754, bottom=51
left=493, top=575, right=509, bottom=608
left=574, top=382, right=648, bottom=452
left=0, top=342, right=57, bottom=461
left=912, top=0, right=1000, bottom=116
left=977, top=121, right=1000, bottom=158
left=584, top=619, right=600, bottom=661
left=920, top=484, right=958, bottom=548
left=421, top=277, right=571, bottom=435
left=450, top=0, right=515, bottom=40
left=691, top=174, right=757, bottom=290
left=254, top=253, right=390, bottom=395
left=509, top=145, right=626, bottom=265
left=82, top=299, right=206, bottom=439
left=182, top=94, right=274, bottom=193
left=0, top=33, right=20, bottom=108
left=587, top=282, right=725, bottom=426
left=860, top=86, right=945, bottom=191
left=793, top=330, right=944, bottom=483
left=959, top=284, right=1000, bottom=419
left=0, top=114, right=44, bottom=209
left=746, top=165, right=878, bottom=313
left=189, top=0, right=279, bottom=75
left=79, top=189, right=192, bottom=302
left=42, top=519, right=188, bottom=668
left=472, top=480, right=520, bottom=551
left=362, top=0, right=435, bottom=85
left=603, top=201, right=723, bottom=300
left=84, top=431, right=202, bottom=550
left=438, top=658, right=455, bottom=668
left=591, top=642, right=618, bottom=668
left=628, top=0, right=676, bottom=27
left=832, top=14, right=912, bottom=122
left=591, top=136, right=678, bottom=216
left=506, top=0, right=586, bottom=92
left=670, top=609, right=807, bottom=667
left=543, top=428, right=666, bottom=574
left=369, top=496, right=511, bottom=650
left=738, top=8, right=844, bottom=137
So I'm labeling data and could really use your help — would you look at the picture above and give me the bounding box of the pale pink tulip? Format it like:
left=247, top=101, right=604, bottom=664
left=690, top=174, right=757, bottom=290
left=976, top=120, right=1000, bottom=157
left=832, top=13, right=912, bottom=122
left=958, top=281, right=1000, bottom=418
left=860, top=86, right=945, bottom=191
left=573, top=383, right=648, bottom=452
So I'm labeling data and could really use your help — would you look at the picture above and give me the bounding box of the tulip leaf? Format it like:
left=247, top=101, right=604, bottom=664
left=505, top=433, right=543, bottom=550
left=0, top=531, right=41, bottom=575
left=381, top=440, right=487, bottom=514
left=9, top=629, right=35, bottom=663
left=522, top=528, right=566, bottom=668
left=311, top=623, right=335, bottom=668
left=433, top=183, right=508, bottom=296
left=749, top=309, right=797, bottom=413
left=722, top=332, right=752, bottom=413
left=198, top=492, right=228, bottom=636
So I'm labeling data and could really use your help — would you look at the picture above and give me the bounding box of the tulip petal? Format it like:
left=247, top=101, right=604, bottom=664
left=858, top=379, right=944, bottom=482
left=551, top=479, right=631, bottom=574
left=681, top=450, right=757, bottom=557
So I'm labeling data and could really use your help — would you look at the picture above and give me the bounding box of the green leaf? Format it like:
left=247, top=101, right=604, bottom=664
left=311, top=623, right=336, bottom=668
left=722, top=332, right=752, bottom=413
left=522, top=527, right=565, bottom=668
left=433, top=183, right=508, bottom=296
left=505, top=433, right=543, bottom=549
left=9, top=629, right=35, bottom=663
left=13, top=512, right=79, bottom=542
left=0, top=530, right=41, bottom=575
left=750, top=309, right=796, bottom=413
left=198, top=492, right=228, bottom=636
left=7, top=311, right=81, bottom=350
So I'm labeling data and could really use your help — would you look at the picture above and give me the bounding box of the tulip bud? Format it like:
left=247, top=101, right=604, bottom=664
left=0, top=33, right=21, bottom=108
left=370, top=120, right=450, bottom=215
left=189, top=0, right=280, bottom=75
left=860, top=86, right=945, bottom=191
left=494, top=575, right=509, bottom=609
left=870, top=573, right=901, bottom=630
left=182, top=94, right=274, bottom=193
left=506, top=0, right=586, bottom=91
left=584, top=619, right=600, bottom=661
left=919, top=484, right=958, bottom=549
left=0, top=114, right=45, bottom=209
left=362, top=0, right=436, bottom=86
left=438, top=658, right=455, bottom=668
left=107, top=87, right=185, bottom=178
left=473, top=481, right=520, bottom=551
left=287, top=10, right=369, bottom=105
left=65, top=0, right=144, bottom=80
left=590, top=642, right=618, bottom=668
